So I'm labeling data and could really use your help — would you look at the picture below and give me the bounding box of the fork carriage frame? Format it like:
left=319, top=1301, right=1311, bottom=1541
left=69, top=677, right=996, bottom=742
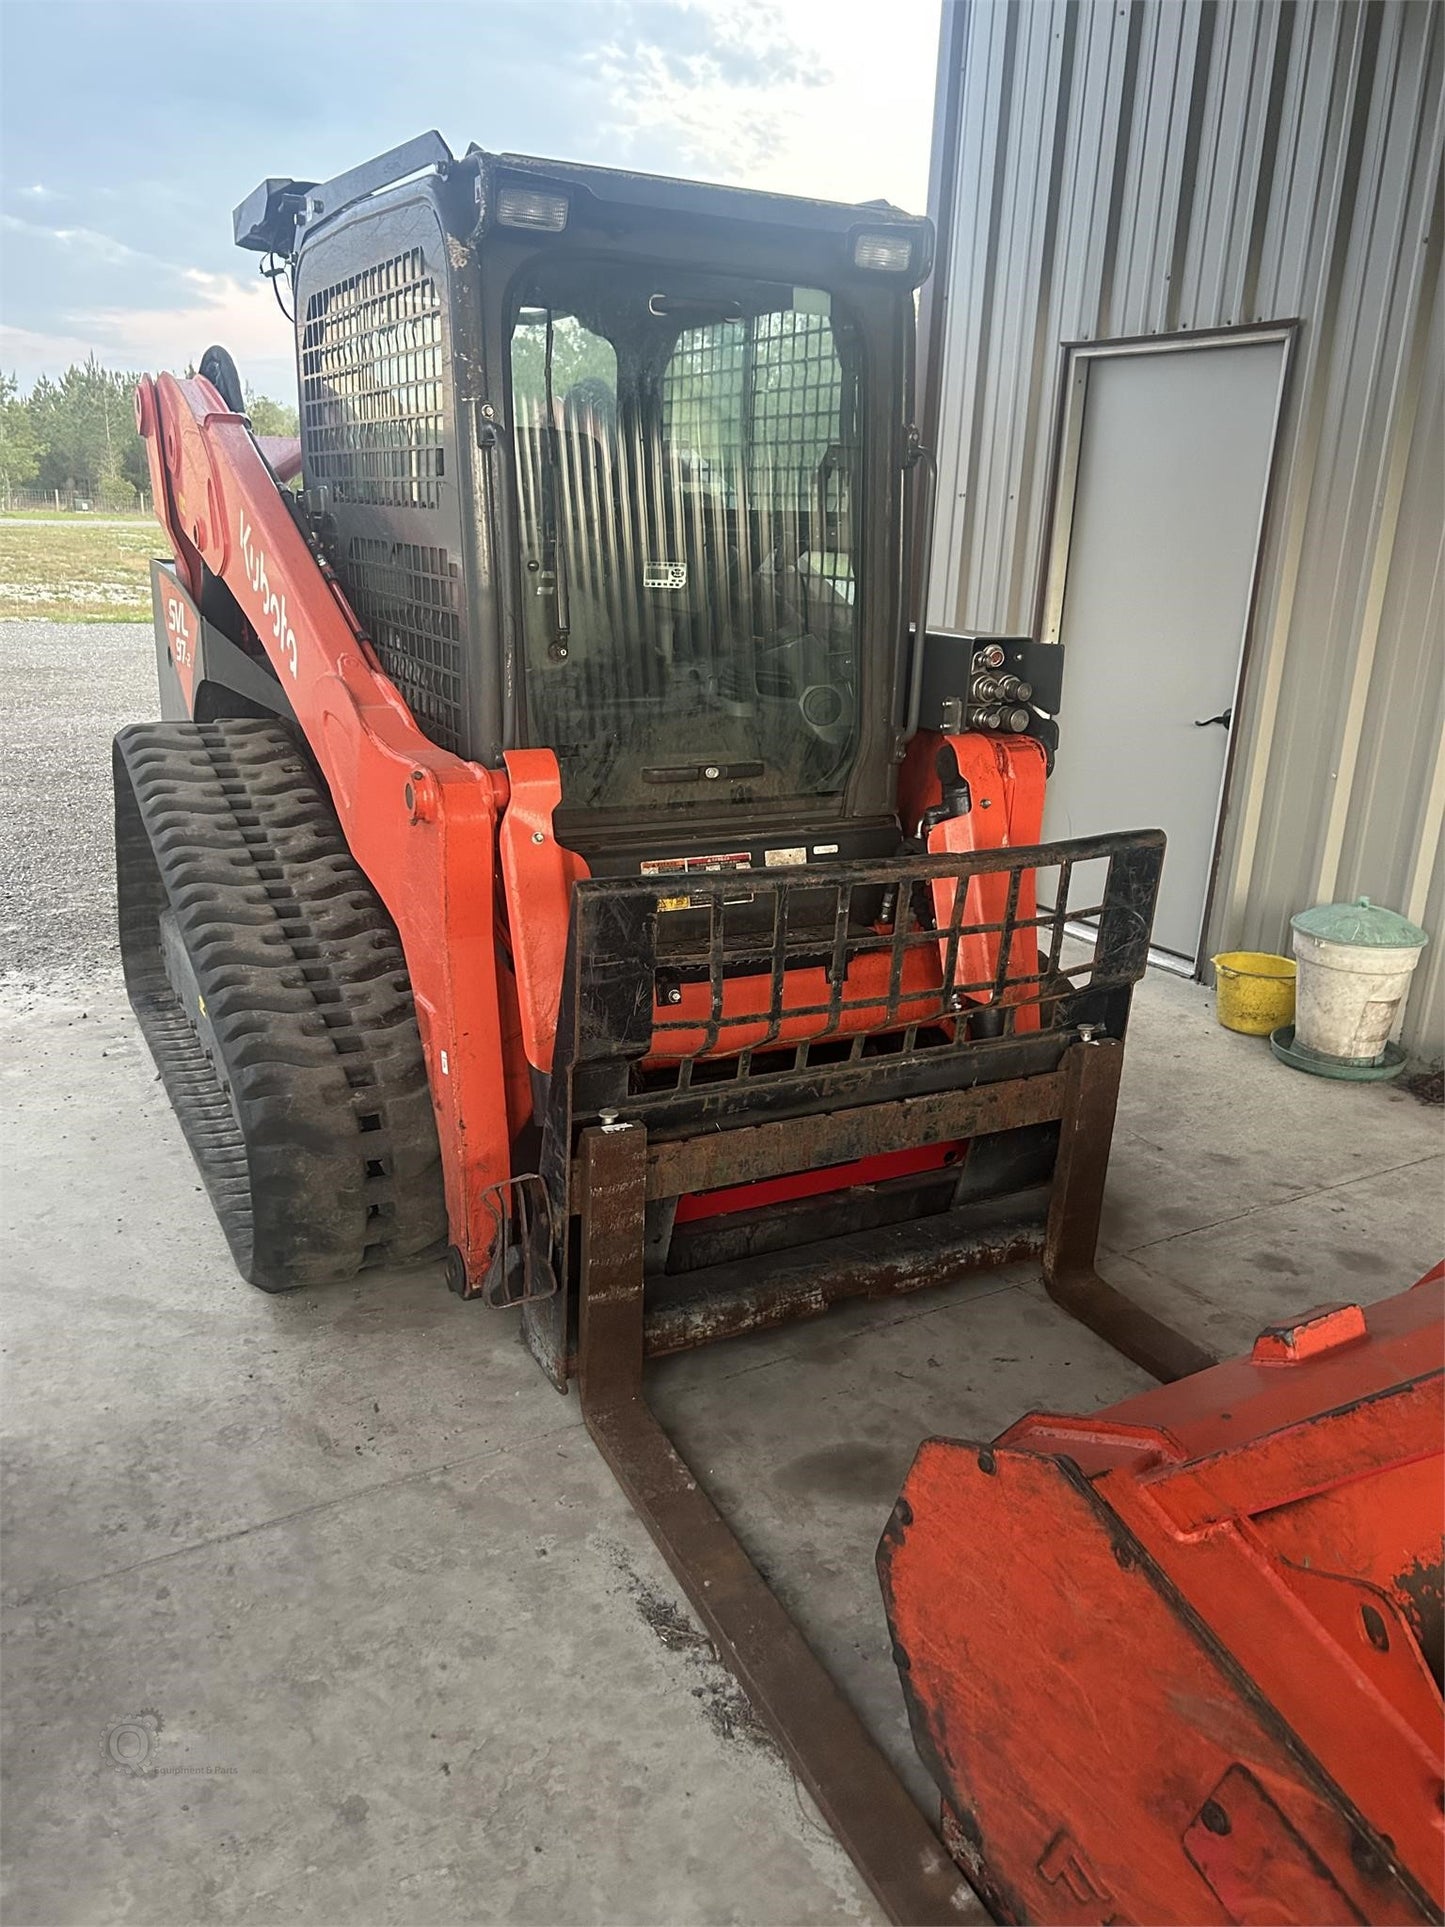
left=526, top=826, right=1210, bottom=1391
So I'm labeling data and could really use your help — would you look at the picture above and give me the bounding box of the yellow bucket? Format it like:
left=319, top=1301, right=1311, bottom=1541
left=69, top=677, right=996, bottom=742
left=1212, top=951, right=1297, bottom=1035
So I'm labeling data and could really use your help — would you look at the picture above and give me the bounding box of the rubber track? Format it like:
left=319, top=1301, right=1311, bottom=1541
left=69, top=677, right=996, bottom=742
left=114, top=719, right=447, bottom=1290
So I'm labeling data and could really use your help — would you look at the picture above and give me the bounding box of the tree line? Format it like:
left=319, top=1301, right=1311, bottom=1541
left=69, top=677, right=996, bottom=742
left=0, top=359, right=298, bottom=510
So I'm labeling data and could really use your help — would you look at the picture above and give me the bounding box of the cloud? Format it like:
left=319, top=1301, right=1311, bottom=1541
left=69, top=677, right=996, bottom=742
left=592, top=0, right=825, bottom=175
left=589, top=0, right=938, bottom=207
left=0, top=208, right=296, bottom=394
left=14, top=182, right=62, bottom=203
left=88, top=273, right=288, bottom=365
left=619, top=0, right=823, bottom=91
left=0, top=321, right=115, bottom=373
left=1, top=211, right=172, bottom=273
left=1, top=254, right=296, bottom=400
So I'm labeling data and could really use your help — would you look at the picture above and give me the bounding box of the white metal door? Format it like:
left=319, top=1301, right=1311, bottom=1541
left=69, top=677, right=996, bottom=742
left=1040, top=335, right=1288, bottom=961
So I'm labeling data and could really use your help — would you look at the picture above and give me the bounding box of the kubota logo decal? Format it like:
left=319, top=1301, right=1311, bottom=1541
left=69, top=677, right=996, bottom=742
left=238, top=510, right=298, bottom=678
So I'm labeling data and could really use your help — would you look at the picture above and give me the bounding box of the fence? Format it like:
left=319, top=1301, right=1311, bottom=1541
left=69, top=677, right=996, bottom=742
left=1, top=484, right=151, bottom=515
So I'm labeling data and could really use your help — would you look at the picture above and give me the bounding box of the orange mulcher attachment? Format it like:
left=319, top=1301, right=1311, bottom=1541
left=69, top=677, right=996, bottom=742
left=879, top=1266, right=1445, bottom=1926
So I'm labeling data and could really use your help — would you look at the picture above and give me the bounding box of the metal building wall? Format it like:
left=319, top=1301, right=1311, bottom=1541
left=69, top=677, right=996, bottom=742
left=926, top=0, right=1444, bottom=1059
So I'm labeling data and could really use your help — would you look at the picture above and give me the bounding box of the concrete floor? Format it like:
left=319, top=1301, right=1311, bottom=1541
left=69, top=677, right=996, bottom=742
left=2, top=622, right=1442, bottom=1925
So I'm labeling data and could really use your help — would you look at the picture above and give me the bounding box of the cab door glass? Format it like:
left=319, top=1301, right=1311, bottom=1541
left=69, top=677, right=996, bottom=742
left=510, top=277, right=862, bottom=813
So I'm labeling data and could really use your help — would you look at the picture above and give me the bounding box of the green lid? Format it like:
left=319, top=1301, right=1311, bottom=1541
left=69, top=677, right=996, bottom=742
left=1291, top=897, right=1429, bottom=949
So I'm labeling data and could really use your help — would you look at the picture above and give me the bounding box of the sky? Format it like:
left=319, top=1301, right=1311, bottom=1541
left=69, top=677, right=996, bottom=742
left=0, top=0, right=941, bottom=402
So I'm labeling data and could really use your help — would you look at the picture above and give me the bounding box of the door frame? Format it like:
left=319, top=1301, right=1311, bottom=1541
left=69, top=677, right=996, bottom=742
left=1033, top=322, right=1299, bottom=970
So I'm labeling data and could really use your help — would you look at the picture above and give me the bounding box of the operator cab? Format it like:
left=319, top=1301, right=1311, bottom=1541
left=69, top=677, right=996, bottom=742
left=238, top=133, right=932, bottom=878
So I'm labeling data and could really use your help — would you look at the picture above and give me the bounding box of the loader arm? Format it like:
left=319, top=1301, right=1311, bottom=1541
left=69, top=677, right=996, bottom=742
left=135, top=370, right=511, bottom=1289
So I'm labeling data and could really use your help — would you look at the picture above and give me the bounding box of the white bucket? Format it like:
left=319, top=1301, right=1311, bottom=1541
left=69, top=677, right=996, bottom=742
left=1291, top=929, right=1427, bottom=1064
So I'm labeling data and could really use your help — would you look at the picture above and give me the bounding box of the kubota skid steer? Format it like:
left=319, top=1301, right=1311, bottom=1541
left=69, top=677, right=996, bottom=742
left=115, top=131, right=1443, bottom=1924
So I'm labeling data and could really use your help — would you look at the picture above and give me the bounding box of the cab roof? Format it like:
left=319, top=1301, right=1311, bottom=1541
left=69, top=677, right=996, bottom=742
left=235, top=130, right=933, bottom=288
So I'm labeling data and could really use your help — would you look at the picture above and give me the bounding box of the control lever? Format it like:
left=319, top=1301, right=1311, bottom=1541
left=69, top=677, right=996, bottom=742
left=1194, top=707, right=1232, bottom=729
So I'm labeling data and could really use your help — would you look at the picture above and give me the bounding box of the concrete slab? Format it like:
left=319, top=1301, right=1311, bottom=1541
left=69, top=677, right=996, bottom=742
left=2, top=620, right=1441, bottom=1924
left=1095, top=1152, right=1443, bottom=1355
left=3, top=1423, right=872, bottom=1926
left=1104, top=964, right=1442, bottom=1249
left=0, top=994, right=567, bottom=1604
left=652, top=1277, right=1153, bottom=1810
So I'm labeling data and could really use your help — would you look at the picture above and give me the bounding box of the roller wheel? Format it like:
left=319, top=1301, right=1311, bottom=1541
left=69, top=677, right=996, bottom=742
left=113, top=719, right=448, bottom=1291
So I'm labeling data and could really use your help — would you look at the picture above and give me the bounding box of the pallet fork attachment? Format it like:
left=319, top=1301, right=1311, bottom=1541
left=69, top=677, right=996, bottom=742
left=522, top=832, right=1186, bottom=1383
left=548, top=830, right=1223, bottom=1921
left=572, top=1030, right=1199, bottom=1922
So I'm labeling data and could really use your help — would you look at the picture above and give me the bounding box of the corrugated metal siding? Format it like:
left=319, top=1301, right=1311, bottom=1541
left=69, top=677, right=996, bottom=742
left=929, top=0, right=1444, bottom=1059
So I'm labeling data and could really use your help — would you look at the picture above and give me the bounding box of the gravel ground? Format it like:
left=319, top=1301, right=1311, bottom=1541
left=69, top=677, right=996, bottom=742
left=0, top=620, right=157, bottom=990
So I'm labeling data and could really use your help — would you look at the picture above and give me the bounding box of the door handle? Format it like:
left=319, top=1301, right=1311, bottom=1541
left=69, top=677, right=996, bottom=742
left=1194, top=707, right=1232, bottom=729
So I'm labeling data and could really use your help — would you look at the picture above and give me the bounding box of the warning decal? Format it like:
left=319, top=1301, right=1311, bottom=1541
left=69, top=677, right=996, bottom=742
left=641, top=850, right=753, bottom=911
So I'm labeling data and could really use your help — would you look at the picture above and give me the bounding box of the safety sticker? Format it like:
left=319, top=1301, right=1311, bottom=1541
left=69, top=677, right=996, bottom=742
left=641, top=850, right=752, bottom=911
left=643, top=560, right=687, bottom=590
left=764, top=846, right=808, bottom=868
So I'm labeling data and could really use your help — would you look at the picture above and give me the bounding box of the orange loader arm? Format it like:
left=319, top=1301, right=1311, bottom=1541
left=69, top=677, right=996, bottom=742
left=136, top=371, right=512, bottom=1291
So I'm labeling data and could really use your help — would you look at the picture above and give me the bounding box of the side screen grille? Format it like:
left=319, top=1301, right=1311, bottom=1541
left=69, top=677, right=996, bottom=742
left=301, top=249, right=445, bottom=508
left=345, top=538, right=464, bottom=753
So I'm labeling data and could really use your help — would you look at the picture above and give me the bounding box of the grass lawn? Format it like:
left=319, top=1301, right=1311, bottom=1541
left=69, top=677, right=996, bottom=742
left=0, top=509, right=154, bottom=524
left=0, top=518, right=166, bottom=622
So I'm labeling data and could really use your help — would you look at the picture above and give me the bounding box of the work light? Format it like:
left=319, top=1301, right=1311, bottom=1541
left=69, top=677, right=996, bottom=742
left=852, top=231, right=914, bottom=272
left=497, top=186, right=570, bottom=232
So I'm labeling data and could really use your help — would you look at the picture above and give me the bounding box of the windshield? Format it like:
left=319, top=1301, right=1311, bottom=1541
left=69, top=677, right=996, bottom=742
left=509, top=262, right=863, bottom=812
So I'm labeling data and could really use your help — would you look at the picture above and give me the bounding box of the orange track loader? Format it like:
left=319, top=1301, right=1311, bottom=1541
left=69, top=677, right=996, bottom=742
left=115, top=131, right=1442, bottom=1923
